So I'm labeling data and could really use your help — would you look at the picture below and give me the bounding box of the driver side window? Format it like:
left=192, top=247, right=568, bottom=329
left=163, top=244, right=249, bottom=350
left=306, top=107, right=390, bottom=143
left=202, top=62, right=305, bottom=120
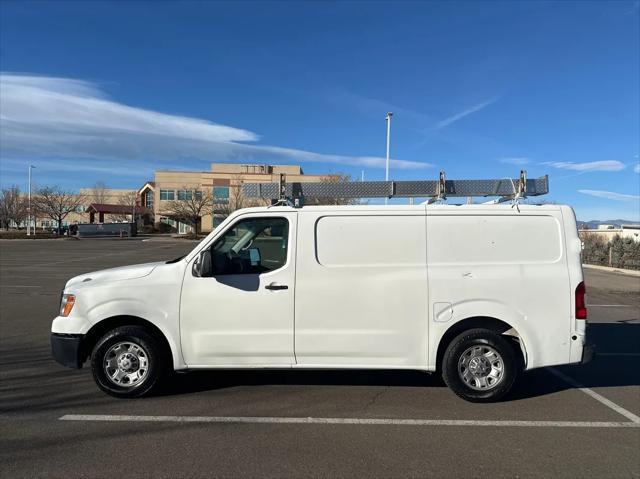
left=208, top=217, right=289, bottom=276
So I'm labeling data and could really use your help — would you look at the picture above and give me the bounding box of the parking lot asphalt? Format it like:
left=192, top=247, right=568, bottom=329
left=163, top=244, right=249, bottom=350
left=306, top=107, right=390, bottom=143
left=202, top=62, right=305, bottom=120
left=1, top=239, right=639, bottom=478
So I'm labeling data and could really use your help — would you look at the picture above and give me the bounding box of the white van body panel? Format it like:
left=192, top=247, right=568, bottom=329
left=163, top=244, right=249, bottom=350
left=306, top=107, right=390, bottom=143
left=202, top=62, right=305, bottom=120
left=52, top=204, right=587, bottom=374
left=425, top=206, right=572, bottom=370
left=52, top=261, right=188, bottom=369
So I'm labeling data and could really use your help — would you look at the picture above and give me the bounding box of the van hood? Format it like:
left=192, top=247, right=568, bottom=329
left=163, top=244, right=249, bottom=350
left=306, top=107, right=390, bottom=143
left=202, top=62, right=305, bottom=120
left=65, top=262, right=164, bottom=288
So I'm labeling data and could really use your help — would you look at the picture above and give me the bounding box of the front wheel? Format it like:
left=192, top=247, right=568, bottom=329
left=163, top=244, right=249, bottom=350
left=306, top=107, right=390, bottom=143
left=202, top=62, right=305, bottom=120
left=91, top=326, right=168, bottom=398
left=442, top=328, right=519, bottom=403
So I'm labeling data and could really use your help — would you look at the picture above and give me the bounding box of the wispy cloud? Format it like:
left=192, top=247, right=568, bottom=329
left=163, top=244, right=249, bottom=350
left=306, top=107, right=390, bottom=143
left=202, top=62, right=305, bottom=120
left=0, top=73, right=432, bottom=171
left=498, top=157, right=530, bottom=166
left=0, top=157, right=154, bottom=178
left=329, top=88, right=432, bottom=127
left=544, top=161, right=626, bottom=172
left=578, top=190, right=640, bottom=202
left=435, top=98, right=498, bottom=129
left=0, top=74, right=257, bottom=143
left=634, top=163, right=640, bottom=173
left=333, top=89, right=498, bottom=135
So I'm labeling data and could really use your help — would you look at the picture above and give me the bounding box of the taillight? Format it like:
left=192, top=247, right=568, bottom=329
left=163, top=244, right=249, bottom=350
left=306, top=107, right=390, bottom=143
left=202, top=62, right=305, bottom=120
left=575, top=282, right=587, bottom=319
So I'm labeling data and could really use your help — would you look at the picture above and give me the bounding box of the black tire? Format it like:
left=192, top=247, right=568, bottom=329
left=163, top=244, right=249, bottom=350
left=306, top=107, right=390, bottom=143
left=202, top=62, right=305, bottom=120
left=442, top=328, right=518, bottom=403
left=91, top=326, right=169, bottom=398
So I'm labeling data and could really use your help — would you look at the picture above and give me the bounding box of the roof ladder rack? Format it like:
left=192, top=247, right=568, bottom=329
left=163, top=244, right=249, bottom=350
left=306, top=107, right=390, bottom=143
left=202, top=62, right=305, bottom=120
left=488, top=170, right=528, bottom=204
left=426, top=171, right=447, bottom=204
left=241, top=169, right=549, bottom=207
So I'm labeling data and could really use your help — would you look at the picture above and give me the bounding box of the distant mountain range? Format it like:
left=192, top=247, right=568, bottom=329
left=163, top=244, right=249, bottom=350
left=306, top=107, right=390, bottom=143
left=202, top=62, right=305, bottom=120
left=577, top=219, right=639, bottom=229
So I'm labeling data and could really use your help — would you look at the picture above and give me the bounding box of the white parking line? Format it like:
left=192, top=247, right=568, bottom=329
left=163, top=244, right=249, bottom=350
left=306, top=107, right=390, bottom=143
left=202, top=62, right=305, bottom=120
left=589, top=304, right=637, bottom=308
left=59, top=414, right=640, bottom=428
left=549, top=368, right=640, bottom=423
left=19, top=245, right=178, bottom=268
left=0, top=285, right=41, bottom=288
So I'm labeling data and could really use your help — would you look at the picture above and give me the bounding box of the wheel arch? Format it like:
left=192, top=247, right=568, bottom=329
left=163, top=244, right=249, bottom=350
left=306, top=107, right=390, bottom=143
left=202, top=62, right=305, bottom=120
left=434, top=316, right=528, bottom=372
left=80, top=315, right=176, bottom=369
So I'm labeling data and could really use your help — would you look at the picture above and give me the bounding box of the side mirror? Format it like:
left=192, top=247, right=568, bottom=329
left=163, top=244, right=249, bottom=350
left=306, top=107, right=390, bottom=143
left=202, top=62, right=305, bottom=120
left=193, top=250, right=212, bottom=277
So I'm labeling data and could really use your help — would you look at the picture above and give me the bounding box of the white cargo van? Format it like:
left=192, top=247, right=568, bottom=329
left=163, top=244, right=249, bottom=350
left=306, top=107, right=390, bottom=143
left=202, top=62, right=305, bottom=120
left=51, top=204, right=593, bottom=402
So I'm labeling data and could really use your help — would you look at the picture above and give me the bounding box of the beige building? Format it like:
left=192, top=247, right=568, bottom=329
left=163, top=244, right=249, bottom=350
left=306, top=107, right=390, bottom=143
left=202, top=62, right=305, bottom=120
left=28, top=163, right=329, bottom=233
left=578, top=224, right=640, bottom=243
left=139, top=163, right=330, bottom=234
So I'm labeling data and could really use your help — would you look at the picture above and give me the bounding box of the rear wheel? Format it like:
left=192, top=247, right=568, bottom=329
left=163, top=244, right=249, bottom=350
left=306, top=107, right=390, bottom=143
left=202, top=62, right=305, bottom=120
left=91, top=326, right=168, bottom=398
left=442, top=328, right=518, bottom=402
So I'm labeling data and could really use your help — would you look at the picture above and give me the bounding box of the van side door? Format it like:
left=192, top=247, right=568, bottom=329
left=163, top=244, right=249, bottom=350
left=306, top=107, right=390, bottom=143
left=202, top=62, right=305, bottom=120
left=294, top=210, right=429, bottom=368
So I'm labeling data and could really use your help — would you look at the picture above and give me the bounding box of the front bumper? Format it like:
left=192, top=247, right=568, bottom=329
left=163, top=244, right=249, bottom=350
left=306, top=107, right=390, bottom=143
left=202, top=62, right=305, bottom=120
left=581, top=343, right=595, bottom=364
left=51, top=333, right=84, bottom=369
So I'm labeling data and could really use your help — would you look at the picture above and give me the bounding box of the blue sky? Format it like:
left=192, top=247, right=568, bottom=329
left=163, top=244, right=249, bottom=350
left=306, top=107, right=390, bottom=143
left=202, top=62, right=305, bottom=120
left=0, top=0, right=638, bottom=220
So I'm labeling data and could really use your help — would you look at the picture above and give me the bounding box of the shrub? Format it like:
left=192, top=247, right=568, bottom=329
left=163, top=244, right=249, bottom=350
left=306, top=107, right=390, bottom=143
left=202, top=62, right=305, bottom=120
left=581, top=233, right=640, bottom=271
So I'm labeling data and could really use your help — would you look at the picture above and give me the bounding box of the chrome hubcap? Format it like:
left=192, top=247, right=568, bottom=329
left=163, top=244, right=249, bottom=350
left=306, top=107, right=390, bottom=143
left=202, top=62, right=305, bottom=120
left=458, top=345, right=504, bottom=391
left=104, top=342, right=149, bottom=388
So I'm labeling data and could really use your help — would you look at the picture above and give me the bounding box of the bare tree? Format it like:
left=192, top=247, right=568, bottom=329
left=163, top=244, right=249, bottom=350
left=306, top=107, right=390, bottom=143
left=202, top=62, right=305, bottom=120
left=212, top=175, right=265, bottom=223
left=91, top=181, right=109, bottom=204
left=0, top=186, right=28, bottom=229
left=33, top=186, right=86, bottom=234
left=114, top=191, right=141, bottom=222
left=163, top=187, right=213, bottom=235
left=305, top=174, right=360, bottom=205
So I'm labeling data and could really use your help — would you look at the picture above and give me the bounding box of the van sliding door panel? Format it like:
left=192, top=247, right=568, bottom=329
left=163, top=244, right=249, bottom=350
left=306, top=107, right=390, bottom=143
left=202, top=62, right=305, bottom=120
left=294, top=213, right=429, bottom=368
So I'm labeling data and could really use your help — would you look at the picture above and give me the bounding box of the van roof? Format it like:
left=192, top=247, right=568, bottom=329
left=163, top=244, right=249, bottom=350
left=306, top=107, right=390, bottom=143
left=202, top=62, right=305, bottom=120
left=237, top=203, right=567, bottom=214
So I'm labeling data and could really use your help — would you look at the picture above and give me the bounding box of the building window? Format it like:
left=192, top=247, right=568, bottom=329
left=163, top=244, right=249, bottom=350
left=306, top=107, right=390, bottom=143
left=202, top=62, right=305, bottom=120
left=176, top=190, right=203, bottom=201
left=76, top=205, right=84, bottom=213
left=145, top=190, right=154, bottom=209
left=160, top=190, right=175, bottom=201
left=212, top=216, right=224, bottom=229
left=213, top=186, right=230, bottom=204
left=177, top=190, right=193, bottom=201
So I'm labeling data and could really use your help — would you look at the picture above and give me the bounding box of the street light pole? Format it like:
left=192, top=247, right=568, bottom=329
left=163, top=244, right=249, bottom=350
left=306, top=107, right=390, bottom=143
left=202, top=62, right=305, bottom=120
left=385, top=112, right=393, bottom=205
left=27, top=165, right=35, bottom=235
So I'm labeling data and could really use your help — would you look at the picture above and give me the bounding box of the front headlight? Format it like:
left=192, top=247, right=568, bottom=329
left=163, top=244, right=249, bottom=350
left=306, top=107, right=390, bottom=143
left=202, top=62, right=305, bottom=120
left=60, top=294, right=76, bottom=317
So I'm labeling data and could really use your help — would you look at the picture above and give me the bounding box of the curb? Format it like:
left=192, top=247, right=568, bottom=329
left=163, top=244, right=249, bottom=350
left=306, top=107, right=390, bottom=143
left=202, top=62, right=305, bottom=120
left=583, top=264, right=640, bottom=277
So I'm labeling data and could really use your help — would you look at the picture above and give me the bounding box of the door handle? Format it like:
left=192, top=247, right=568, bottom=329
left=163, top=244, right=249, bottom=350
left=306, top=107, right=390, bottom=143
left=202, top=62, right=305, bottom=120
left=265, top=283, right=288, bottom=290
